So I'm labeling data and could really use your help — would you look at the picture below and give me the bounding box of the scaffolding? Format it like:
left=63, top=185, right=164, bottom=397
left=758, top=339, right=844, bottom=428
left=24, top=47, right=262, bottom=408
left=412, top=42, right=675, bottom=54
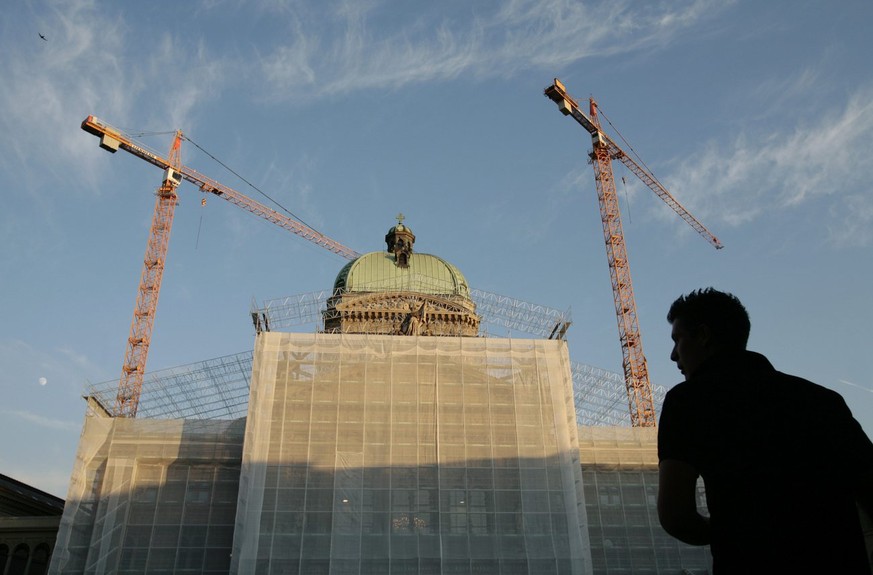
left=232, top=332, right=591, bottom=574
left=86, top=352, right=252, bottom=421
left=250, top=288, right=572, bottom=340
left=85, top=350, right=665, bottom=426
left=49, top=416, right=245, bottom=574
left=57, top=336, right=694, bottom=575
left=572, top=364, right=668, bottom=428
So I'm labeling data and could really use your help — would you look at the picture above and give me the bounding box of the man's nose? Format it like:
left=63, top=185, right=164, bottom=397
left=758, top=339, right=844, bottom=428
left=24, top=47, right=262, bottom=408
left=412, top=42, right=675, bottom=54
left=670, top=346, right=678, bottom=362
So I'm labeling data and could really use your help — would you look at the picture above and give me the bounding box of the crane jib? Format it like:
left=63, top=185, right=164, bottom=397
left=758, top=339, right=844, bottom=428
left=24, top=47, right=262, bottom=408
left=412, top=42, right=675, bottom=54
left=123, top=143, right=163, bottom=167
left=543, top=79, right=722, bottom=427
left=80, top=114, right=361, bottom=416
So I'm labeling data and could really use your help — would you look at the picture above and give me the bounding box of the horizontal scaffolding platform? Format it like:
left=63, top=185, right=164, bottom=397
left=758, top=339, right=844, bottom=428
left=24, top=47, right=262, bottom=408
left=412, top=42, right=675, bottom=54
left=250, top=288, right=572, bottom=339
left=85, top=344, right=665, bottom=426
left=87, top=351, right=252, bottom=420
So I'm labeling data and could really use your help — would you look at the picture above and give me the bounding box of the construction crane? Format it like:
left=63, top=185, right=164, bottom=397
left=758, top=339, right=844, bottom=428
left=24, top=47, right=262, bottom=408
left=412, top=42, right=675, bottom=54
left=544, top=78, right=722, bottom=428
left=82, top=116, right=360, bottom=417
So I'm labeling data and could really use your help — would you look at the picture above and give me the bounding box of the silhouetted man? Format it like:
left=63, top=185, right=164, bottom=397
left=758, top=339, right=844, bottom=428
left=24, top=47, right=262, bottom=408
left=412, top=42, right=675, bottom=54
left=657, top=288, right=873, bottom=574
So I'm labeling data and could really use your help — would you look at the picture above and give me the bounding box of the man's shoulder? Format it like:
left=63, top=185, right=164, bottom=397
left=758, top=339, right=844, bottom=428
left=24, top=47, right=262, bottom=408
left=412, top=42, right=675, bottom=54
left=765, top=360, right=843, bottom=399
left=662, top=380, right=699, bottom=409
left=663, top=380, right=691, bottom=397
left=773, top=369, right=852, bottom=417
left=773, top=369, right=834, bottom=393
left=664, top=351, right=846, bottom=412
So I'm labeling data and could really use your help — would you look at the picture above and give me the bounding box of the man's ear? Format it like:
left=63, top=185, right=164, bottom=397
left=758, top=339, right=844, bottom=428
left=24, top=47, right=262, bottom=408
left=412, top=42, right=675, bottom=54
left=696, top=324, right=713, bottom=348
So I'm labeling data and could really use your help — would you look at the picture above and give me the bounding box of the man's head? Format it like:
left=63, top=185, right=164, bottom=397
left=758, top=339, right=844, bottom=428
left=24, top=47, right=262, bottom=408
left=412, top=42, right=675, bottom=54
left=667, top=288, right=750, bottom=379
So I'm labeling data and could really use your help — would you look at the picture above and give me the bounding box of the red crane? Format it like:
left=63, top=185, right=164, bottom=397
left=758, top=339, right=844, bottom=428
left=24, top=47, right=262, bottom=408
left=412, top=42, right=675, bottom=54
left=82, top=116, right=360, bottom=416
left=544, top=79, right=722, bottom=427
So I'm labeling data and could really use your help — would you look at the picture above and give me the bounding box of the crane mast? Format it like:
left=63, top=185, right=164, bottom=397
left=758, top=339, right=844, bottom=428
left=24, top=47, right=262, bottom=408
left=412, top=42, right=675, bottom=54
left=82, top=116, right=360, bottom=416
left=544, top=79, right=722, bottom=427
left=115, top=133, right=183, bottom=417
left=588, top=101, right=654, bottom=427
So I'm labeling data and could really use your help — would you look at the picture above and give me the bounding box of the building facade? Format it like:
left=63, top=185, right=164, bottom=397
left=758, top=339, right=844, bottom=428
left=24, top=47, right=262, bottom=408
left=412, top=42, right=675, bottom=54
left=0, top=474, right=65, bottom=575
left=232, top=333, right=589, bottom=574
left=578, top=428, right=710, bottom=574
left=50, top=223, right=710, bottom=574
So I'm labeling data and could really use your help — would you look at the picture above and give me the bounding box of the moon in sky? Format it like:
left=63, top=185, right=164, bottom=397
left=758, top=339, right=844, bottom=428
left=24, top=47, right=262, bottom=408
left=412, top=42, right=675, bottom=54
left=38, top=377, right=47, bottom=386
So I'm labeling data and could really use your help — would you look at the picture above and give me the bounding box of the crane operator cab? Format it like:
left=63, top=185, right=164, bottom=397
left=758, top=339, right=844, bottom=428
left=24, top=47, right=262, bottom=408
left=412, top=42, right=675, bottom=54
left=163, top=168, right=183, bottom=186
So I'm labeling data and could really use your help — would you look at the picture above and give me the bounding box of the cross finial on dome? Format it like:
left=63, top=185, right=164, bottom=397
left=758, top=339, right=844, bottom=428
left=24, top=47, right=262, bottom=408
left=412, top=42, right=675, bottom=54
left=396, top=212, right=405, bottom=225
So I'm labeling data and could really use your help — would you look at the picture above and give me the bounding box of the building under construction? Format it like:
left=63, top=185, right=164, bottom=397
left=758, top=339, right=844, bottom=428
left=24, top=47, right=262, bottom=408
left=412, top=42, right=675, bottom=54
left=48, top=223, right=710, bottom=575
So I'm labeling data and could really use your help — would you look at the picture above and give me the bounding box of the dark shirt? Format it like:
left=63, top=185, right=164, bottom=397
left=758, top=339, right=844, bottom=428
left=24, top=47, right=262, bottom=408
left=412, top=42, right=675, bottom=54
left=658, top=350, right=873, bottom=574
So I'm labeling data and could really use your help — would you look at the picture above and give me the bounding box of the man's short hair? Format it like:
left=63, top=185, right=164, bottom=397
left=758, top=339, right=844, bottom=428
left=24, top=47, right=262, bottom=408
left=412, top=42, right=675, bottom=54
left=667, top=288, right=751, bottom=349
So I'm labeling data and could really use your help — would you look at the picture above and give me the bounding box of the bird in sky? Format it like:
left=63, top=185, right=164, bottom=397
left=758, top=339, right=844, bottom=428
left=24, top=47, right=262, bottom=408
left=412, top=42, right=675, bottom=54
left=39, top=33, right=47, bottom=41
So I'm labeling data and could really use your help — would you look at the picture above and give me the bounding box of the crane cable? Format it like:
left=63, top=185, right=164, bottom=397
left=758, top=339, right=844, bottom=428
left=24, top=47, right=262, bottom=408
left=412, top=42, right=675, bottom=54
left=593, top=106, right=636, bottom=224
left=596, top=106, right=669, bottom=191
left=195, top=207, right=205, bottom=250
left=621, top=175, right=632, bottom=224
left=182, top=135, right=319, bottom=234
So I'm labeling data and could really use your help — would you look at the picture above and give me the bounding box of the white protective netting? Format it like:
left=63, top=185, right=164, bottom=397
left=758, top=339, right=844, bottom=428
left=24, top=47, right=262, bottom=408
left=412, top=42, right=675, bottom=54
left=48, top=417, right=245, bottom=574
left=232, top=332, right=592, bottom=574
left=576, top=427, right=712, bottom=574
left=83, top=350, right=664, bottom=428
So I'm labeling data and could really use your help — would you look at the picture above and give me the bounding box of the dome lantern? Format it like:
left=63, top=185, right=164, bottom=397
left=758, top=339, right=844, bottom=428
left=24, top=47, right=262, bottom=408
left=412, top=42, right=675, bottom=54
left=385, top=212, right=415, bottom=268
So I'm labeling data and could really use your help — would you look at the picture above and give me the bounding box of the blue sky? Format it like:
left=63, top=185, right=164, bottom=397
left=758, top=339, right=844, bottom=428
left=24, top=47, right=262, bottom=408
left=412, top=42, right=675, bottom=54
left=2, top=0, right=872, bottom=497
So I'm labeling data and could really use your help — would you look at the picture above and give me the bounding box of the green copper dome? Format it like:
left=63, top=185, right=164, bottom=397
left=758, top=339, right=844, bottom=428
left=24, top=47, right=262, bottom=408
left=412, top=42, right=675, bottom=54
left=324, top=220, right=479, bottom=337
left=333, top=252, right=471, bottom=298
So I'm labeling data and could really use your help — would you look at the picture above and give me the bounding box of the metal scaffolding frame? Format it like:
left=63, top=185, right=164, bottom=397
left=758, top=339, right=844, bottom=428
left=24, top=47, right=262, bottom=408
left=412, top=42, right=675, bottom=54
left=87, top=351, right=252, bottom=420
left=85, top=348, right=665, bottom=426
left=250, top=288, right=572, bottom=339
left=469, top=288, right=572, bottom=338
left=571, top=362, right=667, bottom=427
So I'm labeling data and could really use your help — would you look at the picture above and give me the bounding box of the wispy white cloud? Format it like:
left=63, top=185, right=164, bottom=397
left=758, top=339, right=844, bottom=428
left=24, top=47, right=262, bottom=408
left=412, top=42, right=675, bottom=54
left=0, top=3, right=234, bottom=196
left=829, top=193, right=873, bottom=248
left=145, top=34, right=234, bottom=131
left=0, top=338, right=96, bottom=498
left=751, top=65, right=823, bottom=114
left=258, top=0, right=730, bottom=100
left=0, top=1, right=126, bottom=191
left=3, top=409, right=80, bottom=432
left=58, top=346, right=103, bottom=373
left=0, top=339, right=103, bottom=392
left=665, top=84, right=873, bottom=246
left=839, top=379, right=873, bottom=394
